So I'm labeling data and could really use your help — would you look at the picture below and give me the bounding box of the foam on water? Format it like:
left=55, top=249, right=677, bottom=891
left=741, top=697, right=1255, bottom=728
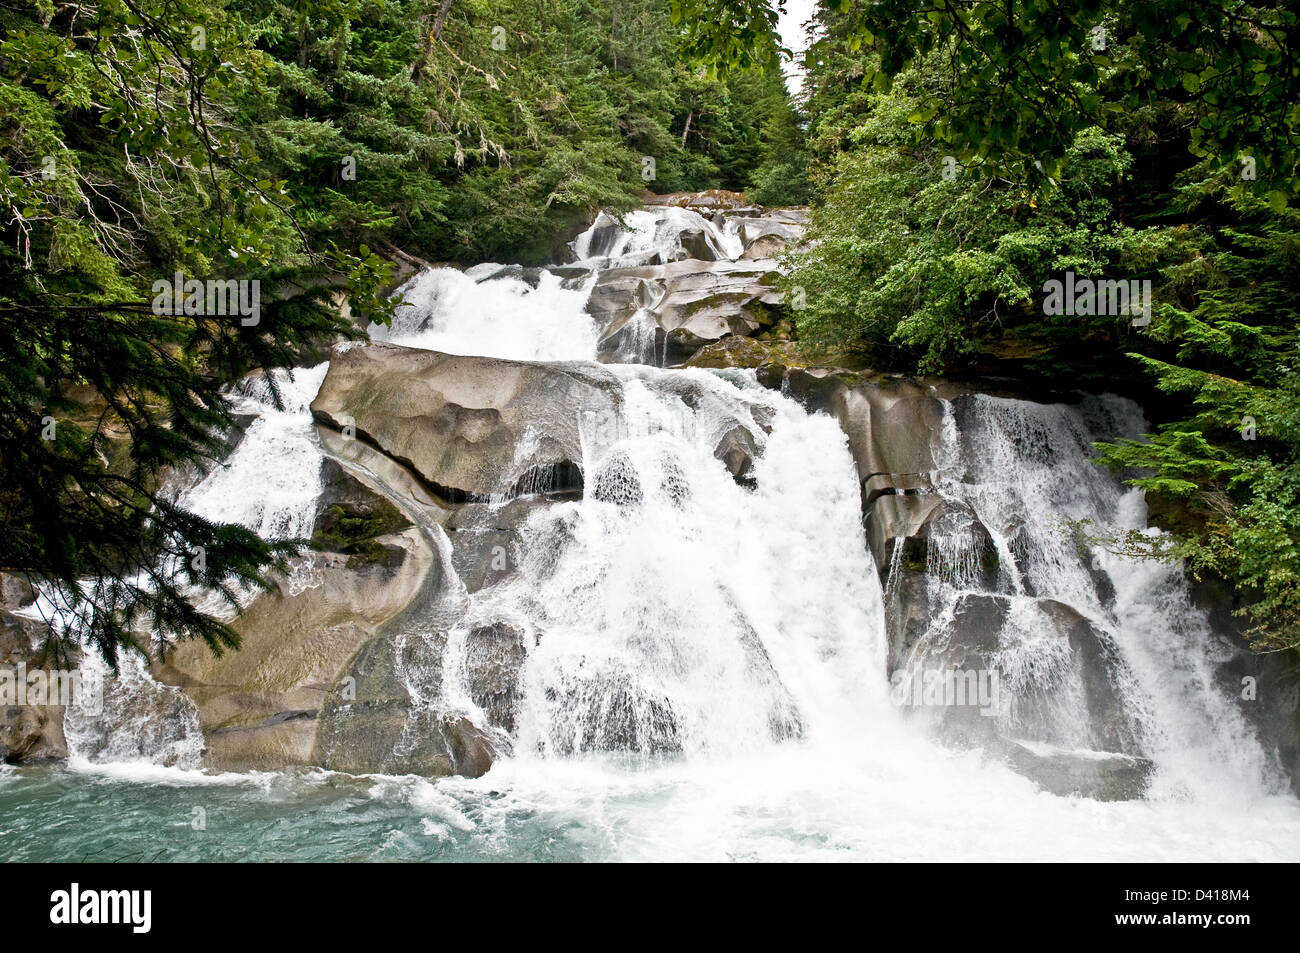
left=374, top=267, right=599, bottom=361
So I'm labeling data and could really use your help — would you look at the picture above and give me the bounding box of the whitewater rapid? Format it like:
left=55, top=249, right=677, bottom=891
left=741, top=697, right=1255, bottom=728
left=26, top=205, right=1299, bottom=862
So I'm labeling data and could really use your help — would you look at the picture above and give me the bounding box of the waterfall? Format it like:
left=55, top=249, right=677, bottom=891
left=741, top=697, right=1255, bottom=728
left=24, top=197, right=1296, bottom=862
left=53, top=363, right=332, bottom=768
left=443, top=367, right=886, bottom=759
left=374, top=266, right=599, bottom=362
left=895, top=393, right=1287, bottom=801
left=570, top=207, right=745, bottom=266
left=62, top=654, right=205, bottom=769
left=176, top=363, right=330, bottom=544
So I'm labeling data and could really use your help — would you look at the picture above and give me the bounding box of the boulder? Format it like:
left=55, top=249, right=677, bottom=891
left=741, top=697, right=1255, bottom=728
left=154, top=454, right=437, bottom=773
left=0, top=611, right=68, bottom=764
left=996, top=738, right=1154, bottom=801
left=895, top=592, right=1142, bottom=759
left=445, top=496, right=556, bottom=593
left=682, top=335, right=780, bottom=370
left=311, top=343, right=622, bottom=500
left=587, top=259, right=787, bottom=353
left=465, top=622, right=529, bottom=733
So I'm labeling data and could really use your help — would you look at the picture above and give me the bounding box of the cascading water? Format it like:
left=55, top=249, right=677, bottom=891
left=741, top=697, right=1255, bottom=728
left=570, top=207, right=745, bottom=266
left=893, top=393, right=1287, bottom=803
left=177, top=363, right=330, bottom=544
left=13, top=199, right=1300, bottom=862
left=445, top=367, right=888, bottom=760
left=49, top=363, right=332, bottom=768
left=373, top=267, right=599, bottom=362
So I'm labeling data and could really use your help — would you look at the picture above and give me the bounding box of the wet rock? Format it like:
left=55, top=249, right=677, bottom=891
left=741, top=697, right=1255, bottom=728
left=155, top=456, right=438, bottom=773
left=739, top=234, right=788, bottom=260
left=318, top=697, right=497, bottom=778
left=313, top=613, right=503, bottom=779
left=900, top=593, right=1142, bottom=759
left=662, top=327, right=710, bottom=366
left=310, top=458, right=412, bottom=570
left=446, top=496, right=555, bottom=593
left=465, top=622, right=528, bottom=733
left=867, top=496, right=999, bottom=591
left=592, top=450, right=644, bottom=506
left=995, top=737, right=1154, bottom=801
left=676, top=226, right=731, bottom=262
left=543, top=671, right=681, bottom=755
left=681, top=335, right=779, bottom=370
left=715, top=425, right=759, bottom=485
left=647, top=189, right=752, bottom=210
left=312, top=343, right=622, bottom=500
left=0, top=611, right=67, bottom=763
left=588, top=259, right=786, bottom=350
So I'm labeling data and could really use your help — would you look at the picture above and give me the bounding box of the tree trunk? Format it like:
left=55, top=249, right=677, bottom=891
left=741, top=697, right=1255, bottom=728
left=432, top=0, right=454, bottom=40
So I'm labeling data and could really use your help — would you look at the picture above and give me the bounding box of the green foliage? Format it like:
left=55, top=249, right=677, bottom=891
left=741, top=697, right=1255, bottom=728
left=237, top=0, right=803, bottom=262
left=692, top=0, right=1300, bottom=200
left=732, top=1, right=1300, bottom=655
left=787, top=57, right=1151, bottom=373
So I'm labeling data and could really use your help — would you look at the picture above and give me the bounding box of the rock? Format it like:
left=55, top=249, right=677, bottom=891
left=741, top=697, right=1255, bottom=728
left=317, top=698, right=497, bottom=778
left=543, top=670, right=681, bottom=755
left=465, top=622, right=528, bottom=733
left=740, top=234, right=788, bottom=260
left=682, top=335, right=780, bottom=370
left=312, top=605, right=504, bottom=778
left=445, top=496, right=555, bottom=593
left=781, top=367, right=864, bottom=415
left=997, top=738, right=1154, bottom=801
left=755, top=359, right=787, bottom=390
left=0, top=611, right=68, bottom=763
left=868, top=496, right=999, bottom=591
left=310, top=458, right=412, bottom=570
left=897, top=593, right=1142, bottom=758
left=647, top=189, right=752, bottom=210
left=662, top=327, right=710, bottom=366
left=0, top=573, right=36, bottom=610
left=0, top=702, right=67, bottom=764
left=587, top=259, right=787, bottom=354
left=311, top=343, right=622, bottom=500
left=714, top=425, right=759, bottom=485
left=154, top=453, right=437, bottom=773
left=569, top=212, right=626, bottom=261
left=676, top=226, right=731, bottom=262
left=592, top=449, right=644, bottom=506
left=737, top=218, right=806, bottom=261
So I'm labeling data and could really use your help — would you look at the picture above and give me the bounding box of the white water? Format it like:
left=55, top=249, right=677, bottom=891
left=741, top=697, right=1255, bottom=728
left=446, top=367, right=886, bottom=759
left=374, top=266, right=599, bottom=361
left=176, top=363, right=330, bottom=543
left=31, top=203, right=1300, bottom=860
left=47, top=364, right=331, bottom=766
left=405, top=366, right=1300, bottom=859
left=570, top=207, right=745, bottom=266
left=896, top=394, right=1287, bottom=804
